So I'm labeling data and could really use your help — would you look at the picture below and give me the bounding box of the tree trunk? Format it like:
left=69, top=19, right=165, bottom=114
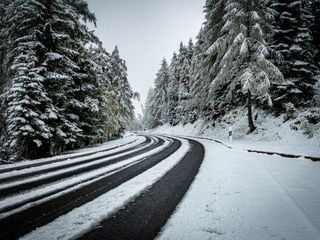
left=247, top=90, right=256, bottom=133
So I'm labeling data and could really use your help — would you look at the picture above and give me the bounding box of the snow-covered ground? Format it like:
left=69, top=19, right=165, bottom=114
left=157, top=137, right=320, bottom=240
left=150, top=108, right=320, bottom=157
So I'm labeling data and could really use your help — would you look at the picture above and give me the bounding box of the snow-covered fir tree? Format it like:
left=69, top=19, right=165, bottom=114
left=177, top=40, right=194, bottom=124
left=207, top=0, right=283, bottom=132
left=109, top=46, right=135, bottom=135
left=188, top=29, right=207, bottom=123
left=148, top=59, right=170, bottom=128
left=88, top=42, right=121, bottom=140
left=167, top=53, right=180, bottom=126
left=0, top=0, right=136, bottom=161
left=201, top=0, right=229, bottom=122
left=142, top=0, right=320, bottom=133
left=143, top=88, right=156, bottom=129
left=311, top=0, right=320, bottom=81
left=270, top=0, right=319, bottom=111
left=0, top=0, right=59, bottom=159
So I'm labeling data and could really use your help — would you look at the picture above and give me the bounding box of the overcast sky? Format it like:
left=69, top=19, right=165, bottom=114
left=87, top=0, right=205, bottom=115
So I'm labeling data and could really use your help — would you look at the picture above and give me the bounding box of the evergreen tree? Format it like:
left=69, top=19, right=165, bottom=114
left=167, top=53, right=180, bottom=126
left=40, top=0, right=98, bottom=153
left=0, top=0, right=106, bottom=160
left=88, top=43, right=120, bottom=140
left=189, top=29, right=209, bottom=123
left=177, top=40, right=194, bottom=124
left=0, top=0, right=58, bottom=159
left=149, top=59, right=170, bottom=127
left=311, top=0, right=320, bottom=72
left=143, top=88, right=156, bottom=129
left=109, top=46, right=135, bottom=134
left=198, top=0, right=228, bottom=122
left=270, top=0, right=318, bottom=110
left=208, top=0, right=283, bottom=132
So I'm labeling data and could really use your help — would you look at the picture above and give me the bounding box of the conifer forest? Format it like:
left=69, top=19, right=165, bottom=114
left=144, top=0, right=320, bottom=133
left=0, top=1, right=320, bottom=240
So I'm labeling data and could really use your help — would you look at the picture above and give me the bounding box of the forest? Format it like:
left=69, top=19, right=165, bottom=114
left=1, top=0, right=320, bottom=162
left=0, top=0, right=136, bottom=161
left=143, top=0, right=320, bottom=133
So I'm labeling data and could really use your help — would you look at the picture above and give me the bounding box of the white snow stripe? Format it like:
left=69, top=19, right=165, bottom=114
left=0, top=135, right=142, bottom=171
left=0, top=136, right=147, bottom=181
left=0, top=137, right=156, bottom=191
left=20, top=137, right=190, bottom=240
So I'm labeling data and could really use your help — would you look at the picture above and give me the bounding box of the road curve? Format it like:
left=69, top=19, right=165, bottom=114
left=0, top=135, right=181, bottom=240
left=78, top=137, right=205, bottom=240
left=0, top=135, right=205, bottom=240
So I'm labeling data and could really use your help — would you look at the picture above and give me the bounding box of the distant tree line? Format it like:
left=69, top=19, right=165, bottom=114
left=0, top=0, right=135, bottom=161
left=144, top=0, right=320, bottom=132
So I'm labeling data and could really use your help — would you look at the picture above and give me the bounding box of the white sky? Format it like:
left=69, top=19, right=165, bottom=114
left=87, top=0, right=205, bottom=115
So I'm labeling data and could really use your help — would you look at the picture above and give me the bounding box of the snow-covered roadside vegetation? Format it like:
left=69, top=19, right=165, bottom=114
left=149, top=107, right=320, bottom=157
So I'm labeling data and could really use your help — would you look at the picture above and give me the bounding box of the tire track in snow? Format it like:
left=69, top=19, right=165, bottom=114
left=0, top=136, right=148, bottom=184
left=0, top=137, right=161, bottom=216
left=0, top=137, right=155, bottom=197
left=0, top=136, right=142, bottom=175
left=0, top=136, right=181, bottom=240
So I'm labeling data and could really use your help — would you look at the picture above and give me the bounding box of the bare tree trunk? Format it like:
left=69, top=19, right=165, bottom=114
left=247, top=90, right=256, bottom=133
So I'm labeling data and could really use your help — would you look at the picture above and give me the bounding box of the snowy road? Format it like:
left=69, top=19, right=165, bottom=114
left=0, top=134, right=204, bottom=240
left=2, top=133, right=318, bottom=240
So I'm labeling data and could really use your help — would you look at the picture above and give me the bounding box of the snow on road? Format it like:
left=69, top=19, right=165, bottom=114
left=157, top=137, right=320, bottom=240
left=20, top=137, right=190, bottom=240
left=0, top=135, right=147, bottom=181
left=0, top=136, right=171, bottom=218
left=0, top=134, right=143, bottom=171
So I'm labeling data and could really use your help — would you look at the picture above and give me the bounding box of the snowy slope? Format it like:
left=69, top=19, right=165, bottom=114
left=149, top=108, right=320, bottom=157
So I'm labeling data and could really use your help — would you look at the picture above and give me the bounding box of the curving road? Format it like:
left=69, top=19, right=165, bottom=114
left=0, top=134, right=204, bottom=240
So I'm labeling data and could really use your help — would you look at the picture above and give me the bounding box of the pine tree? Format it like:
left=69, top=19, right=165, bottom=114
left=109, top=46, right=135, bottom=134
left=311, top=0, right=320, bottom=72
left=149, top=59, right=170, bottom=127
left=208, top=0, right=283, bottom=132
left=143, top=88, right=156, bottom=129
left=41, top=0, right=98, bottom=153
left=88, top=42, right=120, bottom=141
left=270, top=0, right=318, bottom=110
left=189, top=29, right=210, bottom=123
left=177, top=40, right=194, bottom=124
left=167, top=53, right=180, bottom=126
left=0, top=0, right=57, bottom=159
left=0, top=0, right=101, bottom=160
left=197, top=0, right=228, bottom=122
